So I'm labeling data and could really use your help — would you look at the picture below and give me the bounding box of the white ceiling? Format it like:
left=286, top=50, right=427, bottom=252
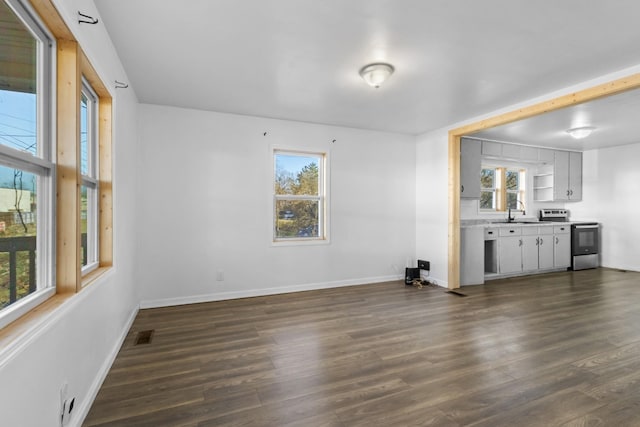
left=94, top=0, right=640, bottom=139
left=472, top=88, right=640, bottom=151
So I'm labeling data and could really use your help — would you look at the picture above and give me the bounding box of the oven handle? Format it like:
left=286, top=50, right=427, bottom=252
left=574, top=225, right=599, bottom=229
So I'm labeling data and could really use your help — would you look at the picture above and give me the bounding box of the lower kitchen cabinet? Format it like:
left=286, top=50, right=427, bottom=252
left=522, top=234, right=539, bottom=271
left=554, top=225, right=571, bottom=268
left=538, top=230, right=555, bottom=269
left=498, top=227, right=522, bottom=274
left=461, top=223, right=572, bottom=284
left=461, top=226, right=485, bottom=285
left=522, top=226, right=555, bottom=271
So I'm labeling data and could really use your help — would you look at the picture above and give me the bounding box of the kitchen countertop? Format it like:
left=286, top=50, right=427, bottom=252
left=461, top=220, right=574, bottom=228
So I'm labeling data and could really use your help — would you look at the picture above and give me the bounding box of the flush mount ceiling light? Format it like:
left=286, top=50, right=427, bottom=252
left=566, top=126, right=595, bottom=139
left=359, top=63, right=394, bottom=88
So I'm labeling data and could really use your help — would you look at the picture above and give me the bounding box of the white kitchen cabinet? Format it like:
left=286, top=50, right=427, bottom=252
left=477, top=224, right=572, bottom=282
left=568, top=151, right=582, bottom=200
left=521, top=226, right=554, bottom=271
left=522, top=234, right=539, bottom=271
left=498, top=227, right=522, bottom=274
left=520, top=145, right=539, bottom=162
left=461, top=227, right=485, bottom=285
left=460, top=138, right=481, bottom=199
left=554, top=225, right=571, bottom=268
left=538, top=148, right=555, bottom=164
left=538, top=228, right=555, bottom=269
left=501, top=143, right=520, bottom=159
left=554, top=150, right=582, bottom=201
left=482, top=140, right=502, bottom=157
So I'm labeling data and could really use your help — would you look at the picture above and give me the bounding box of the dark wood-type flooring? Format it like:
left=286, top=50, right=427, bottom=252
left=84, top=268, right=640, bottom=426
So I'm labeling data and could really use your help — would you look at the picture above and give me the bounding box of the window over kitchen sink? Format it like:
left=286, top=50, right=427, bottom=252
left=480, top=166, right=526, bottom=212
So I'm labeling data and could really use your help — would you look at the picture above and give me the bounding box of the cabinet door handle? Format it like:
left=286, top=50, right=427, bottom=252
left=461, top=185, right=464, bottom=193
left=556, top=236, right=559, bottom=244
left=519, top=239, right=523, bottom=247
left=570, top=189, right=574, bottom=196
left=540, top=237, right=543, bottom=245
left=536, top=237, right=539, bottom=246
left=566, top=189, right=570, bottom=196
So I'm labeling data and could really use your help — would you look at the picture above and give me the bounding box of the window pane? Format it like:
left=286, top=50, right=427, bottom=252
left=275, top=199, right=319, bottom=239
left=275, top=154, right=319, bottom=196
left=80, top=93, right=89, bottom=175
left=480, top=191, right=495, bottom=210
left=480, top=169, right=494, bottom=189
left=0, top=165, right=37, bottom=309
left=0, top=1, right=38, bottom=156
left=505, top=170, right=519, bottom=190
left=81, top=185, right=88, bottom=267
left=506, top=192, right=518, bottom=209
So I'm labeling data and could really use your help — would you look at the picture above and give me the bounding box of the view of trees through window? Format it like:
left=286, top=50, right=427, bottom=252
left=480, top=168, right=496, bottom=210
left=274, top=152, right=323, bottom=239
left=480, top=167, right=525, bottom=212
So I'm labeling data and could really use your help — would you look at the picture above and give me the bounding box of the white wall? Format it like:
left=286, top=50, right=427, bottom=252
left=0, top=1, right=140, bottom=426
left=137, top=105, right=416, bottom=307
left=570, top=143, right=640, bottom=271
left=415, top=128, right=450, bottom=286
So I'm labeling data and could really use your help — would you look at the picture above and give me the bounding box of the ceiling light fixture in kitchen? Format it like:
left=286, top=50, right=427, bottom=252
left=359, top=63, right=394, bottom=88
left=566, top=126, right=595, bottom=139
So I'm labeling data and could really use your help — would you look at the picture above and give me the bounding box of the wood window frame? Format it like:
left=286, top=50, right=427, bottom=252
left=448, top=74, right=640, bottom=290
left=0, top=0, right=112, bottom=339
left=57, top=43, right=113, bottom=292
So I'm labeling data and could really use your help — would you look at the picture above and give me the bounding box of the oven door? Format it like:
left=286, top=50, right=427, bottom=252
left=572, top=224, right=599, bottom=255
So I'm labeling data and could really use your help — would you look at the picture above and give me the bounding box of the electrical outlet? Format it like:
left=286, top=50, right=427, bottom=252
left=60, top=383, right=68, bottom=426
left=418, top=259, right=430, bottom=271
left=61, top=398, right=75, bottom=426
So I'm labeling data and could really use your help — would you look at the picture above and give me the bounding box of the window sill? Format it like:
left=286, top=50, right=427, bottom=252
left=272, top=238, right=331, bottom=247
left=82, top=265, right=112, bottom=288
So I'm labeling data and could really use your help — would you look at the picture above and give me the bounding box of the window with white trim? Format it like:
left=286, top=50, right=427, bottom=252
left=273, top=150, right=326, bottom=241
left=480, top=166, right=526, bottom=212
left=80, top=80, right=99, bottom=274
left=0, top=0, right=54, bottom=327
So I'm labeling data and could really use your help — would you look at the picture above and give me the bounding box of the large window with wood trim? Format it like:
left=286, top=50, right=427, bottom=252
left=0, top=0, right=55, bottom=328
left=480, top=166, right=525, bottom=212
left=0, top=0, right=113, bottom=331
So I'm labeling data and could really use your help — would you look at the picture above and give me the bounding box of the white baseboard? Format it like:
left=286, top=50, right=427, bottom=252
left=73, top=304, right=139, bottom=427
left=600, top=263, right=639, bottom=272
left=428, top=277, right=448, bottom=288
left=140, top=275, right=403, bottom=309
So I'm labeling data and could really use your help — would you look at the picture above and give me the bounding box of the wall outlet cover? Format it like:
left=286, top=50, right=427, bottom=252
left=418, top=260, right=430, bottom=270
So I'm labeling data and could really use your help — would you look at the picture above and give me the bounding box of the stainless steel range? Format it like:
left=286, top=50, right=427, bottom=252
left=539, top=209, right=599, bottom=271
left=571, top=223, right=599, bottom=270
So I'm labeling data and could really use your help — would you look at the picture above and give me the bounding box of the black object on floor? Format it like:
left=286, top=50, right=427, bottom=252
left=446, top=290, right=467, bottom=297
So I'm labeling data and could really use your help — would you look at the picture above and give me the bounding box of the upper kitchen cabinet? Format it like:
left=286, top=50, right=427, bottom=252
left=538, top=148, right=555, bottom=164
left=460, top=137, right=481, bottom=199
left=481, top=140, right=540, bottom=162
left=481, top=140, right=502, bottom=157
left=553, top=151, right=582, bottom=201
